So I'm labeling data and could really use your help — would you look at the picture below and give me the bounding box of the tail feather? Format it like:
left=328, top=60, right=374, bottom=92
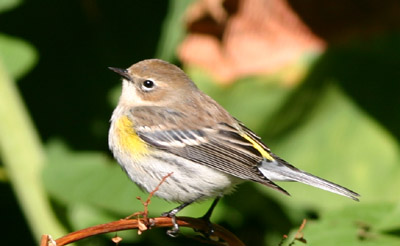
left=259, top=158, right=360, bottom=201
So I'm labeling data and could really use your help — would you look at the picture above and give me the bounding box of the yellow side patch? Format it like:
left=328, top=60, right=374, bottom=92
left=115, top=116, right=148, bottom=156
left=241, top=133, right=274, bottom=161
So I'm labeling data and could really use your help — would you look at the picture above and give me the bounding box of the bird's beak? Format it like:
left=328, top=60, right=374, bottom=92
left=108, top=67, right=131, bottom=81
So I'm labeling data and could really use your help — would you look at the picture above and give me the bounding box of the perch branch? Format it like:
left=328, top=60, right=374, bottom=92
left=40, top=216, right=244, bottom=246
left=40, top=172, right=245, bottom=246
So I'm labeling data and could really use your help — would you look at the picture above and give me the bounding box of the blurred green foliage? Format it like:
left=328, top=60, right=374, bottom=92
left=1, top=1, right=400, bottom=246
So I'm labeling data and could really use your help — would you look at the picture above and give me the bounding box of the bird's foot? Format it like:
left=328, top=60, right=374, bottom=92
left=162, top=207, right=181, bottom=237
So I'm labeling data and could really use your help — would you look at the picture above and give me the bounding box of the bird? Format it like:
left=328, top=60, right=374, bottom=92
left=108, top=59, right=359, bottom=236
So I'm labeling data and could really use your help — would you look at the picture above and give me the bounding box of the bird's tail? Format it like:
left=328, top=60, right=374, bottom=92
left=259, top=158, right=360, bottom=201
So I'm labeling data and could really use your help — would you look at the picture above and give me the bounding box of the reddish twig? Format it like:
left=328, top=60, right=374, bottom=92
left=40, top=172, right=245, bottom=246
left=293, top=219, right=307, bottom=244
left=280, top=219, right=307, bottom=246
left=124, top=172, right=174, bottom=234
left=40, top=216, right=244, bottom=246
left=125, top=172, right=173, bottom=221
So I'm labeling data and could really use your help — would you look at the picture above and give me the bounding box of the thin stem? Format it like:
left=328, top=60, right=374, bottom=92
left=0, top=59, right=67, bottom=240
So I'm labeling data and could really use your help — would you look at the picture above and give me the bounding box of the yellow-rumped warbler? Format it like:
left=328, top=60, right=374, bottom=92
left=108, top=59, right=359, bottom=235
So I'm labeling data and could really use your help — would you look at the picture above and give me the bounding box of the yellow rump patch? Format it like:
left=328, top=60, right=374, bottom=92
left=115, top=116, right=148, bottom=156
left=241, top=133, right=274, bottom=161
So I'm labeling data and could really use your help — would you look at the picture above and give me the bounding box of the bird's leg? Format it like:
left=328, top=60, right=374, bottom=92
left=162, top=201, right=194, bottom=237
left=198, top=197, right=221, bottom=235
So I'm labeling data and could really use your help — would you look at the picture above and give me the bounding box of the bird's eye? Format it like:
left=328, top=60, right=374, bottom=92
left=142, top=80, right=155, bottom=90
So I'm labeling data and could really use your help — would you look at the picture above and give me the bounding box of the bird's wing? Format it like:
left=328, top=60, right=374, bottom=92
left=131, top=106, right=289, bottom=195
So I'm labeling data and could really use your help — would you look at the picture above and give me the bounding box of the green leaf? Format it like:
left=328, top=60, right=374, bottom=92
left=259, top=83, right=400, bottom=210
left=43, top=140, right=145, bottom=215
left=303, top=202, right=400, bottom=246
left=0, top=33, right=38, bottom=80
left=0, top=0, right=21, bottom=13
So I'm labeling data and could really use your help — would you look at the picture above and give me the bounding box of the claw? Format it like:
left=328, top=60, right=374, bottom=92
left=166, top=215, right=180, bottom=237
left=162, top=201, right=194, bottom=237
